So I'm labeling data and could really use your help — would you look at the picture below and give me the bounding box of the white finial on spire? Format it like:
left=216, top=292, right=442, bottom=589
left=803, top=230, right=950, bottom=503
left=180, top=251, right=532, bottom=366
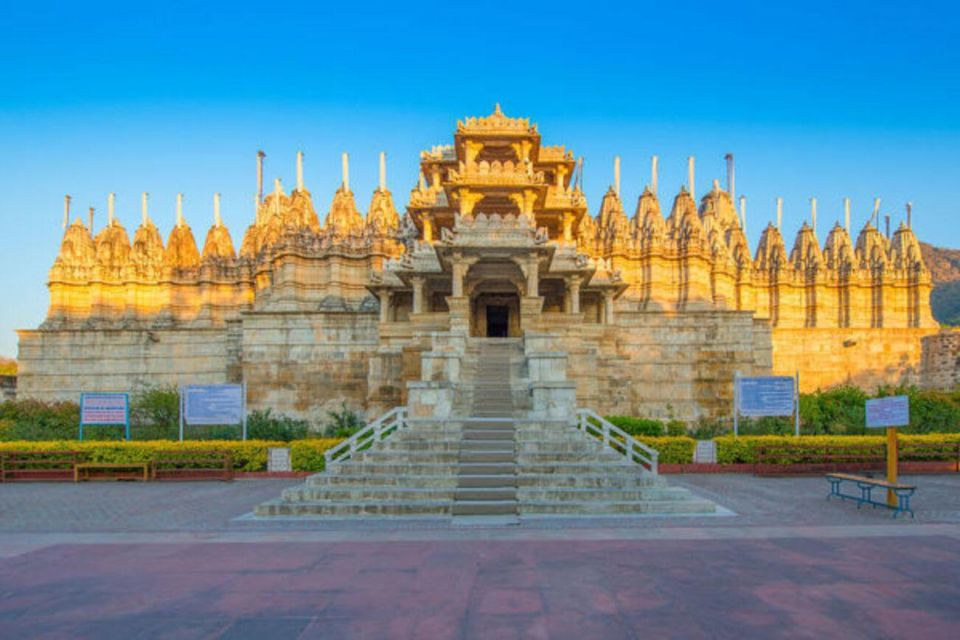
left=341, top=152, right=350, bottom=191
left=108, top=192, right=116, bottom=226
left=141, top=192, right=149, bottom=225
left=88, top=206, right=94, bottom=231
left=872, top=197, right=881, bottom=225
left=810, top=197, right=818, bottom=236
left=214, top=193, right=222, bottom=227
left=274, top=178, right=282, bottom=217
left=906, top=202, right=913, bottom=229
left=776, top=197, right=783, bottom=231
left=687, top=156, right=695, bottom=198
left=63, top=195, right=71, bottom=230
left=713, top=179, right=720, bottom=191
left=614, top=156, right=620, bottom=197
left=379, top=151, right=386, bottom=191
left=725, top=153, right=735, bottom=203
left=256, top=150, right=265, bottom=203
left=739, top=195, right=746, bottom=230
left=651, top=155, right=658, bottom=197
left=176, top=193, right=184, bottom=227
left=296, top=151, right=304, bottom=192
left=844, top=197, right=851, bottom=232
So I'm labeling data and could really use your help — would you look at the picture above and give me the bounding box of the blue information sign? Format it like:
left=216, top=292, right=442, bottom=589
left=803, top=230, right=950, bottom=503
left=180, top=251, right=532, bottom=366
left=737, top=376, right=795, bottom=417
left=182, top=385, right=245, bottom=425
left=865, top=395, right=909, bottom=428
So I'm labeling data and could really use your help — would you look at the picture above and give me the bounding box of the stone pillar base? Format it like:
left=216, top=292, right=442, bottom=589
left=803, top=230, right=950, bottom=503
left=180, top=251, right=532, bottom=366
left=406, top=381, right=455, bottom=419
left=530, top=381, right=577, bottom=422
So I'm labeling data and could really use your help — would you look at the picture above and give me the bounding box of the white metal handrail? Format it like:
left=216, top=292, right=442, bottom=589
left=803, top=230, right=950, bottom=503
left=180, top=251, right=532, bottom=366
left=575, top=409, right=659, bottom=475
left=324, top=406, right=408, bottom=466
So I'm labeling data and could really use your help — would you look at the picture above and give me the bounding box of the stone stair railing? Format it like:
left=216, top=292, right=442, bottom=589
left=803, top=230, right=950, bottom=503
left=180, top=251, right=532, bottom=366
left=324, top=406, right=408, bottom=466
left=575, top=409, right=659, bottom=475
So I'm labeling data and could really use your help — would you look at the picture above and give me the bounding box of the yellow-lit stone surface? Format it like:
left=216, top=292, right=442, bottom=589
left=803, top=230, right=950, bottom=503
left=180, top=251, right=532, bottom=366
left=17, top=107, right=946, bottom=420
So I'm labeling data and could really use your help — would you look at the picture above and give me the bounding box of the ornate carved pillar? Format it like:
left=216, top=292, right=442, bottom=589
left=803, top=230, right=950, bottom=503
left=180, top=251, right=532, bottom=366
left=377, top=290, right=391, bottom=322
left=422, top=214, right=434, bottom=244
left=602, top=289, right=615, bottom=324
left=567, top=276, right=581, bottom=314
left=563, top=212, right=574, bottom=243
left=412, top=276, right=426, bottom=314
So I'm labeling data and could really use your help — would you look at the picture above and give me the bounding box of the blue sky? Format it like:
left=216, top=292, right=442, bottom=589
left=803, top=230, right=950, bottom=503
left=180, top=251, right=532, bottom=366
left=1, top=0, right=958, bottom=357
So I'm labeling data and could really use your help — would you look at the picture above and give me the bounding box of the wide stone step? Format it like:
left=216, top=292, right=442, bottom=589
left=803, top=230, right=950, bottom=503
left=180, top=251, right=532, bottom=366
left=460, top=440, right=514, bottom=452
left=516, top=462, right=636, bottom=474
left=307, top=473, right=458, bottom=488
left=519, top=499, right=716, bottom=515
left=335, top=462, right=458, bottom=475
left=458, top=462, right=515, bottom=475
left=517, top=451, right=627, bottom=463
left=517, top=473, right=662, bottom=489
left=460, top=451, right=515, bottom=463
left=353, top=451, right=459, bottom=463
left=455, top=487, right=517, bottom=501
left=255, top=499, right=452, bottom=517
left=452, top=500, right=518, bottom=516
left=284, top=487, right=454, bottom=502
left=516, top=487, right=695, bottom=502
left=458, top=474, right=518, bottom=488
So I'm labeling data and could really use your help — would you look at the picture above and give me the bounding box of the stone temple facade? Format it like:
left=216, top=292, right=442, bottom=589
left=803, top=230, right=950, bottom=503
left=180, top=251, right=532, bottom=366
left=17, top=107, right=944, bottom=422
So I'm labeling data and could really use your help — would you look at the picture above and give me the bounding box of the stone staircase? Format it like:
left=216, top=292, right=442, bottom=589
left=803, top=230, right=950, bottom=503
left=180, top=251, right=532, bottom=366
left=255, top=336, right=715, bottom=518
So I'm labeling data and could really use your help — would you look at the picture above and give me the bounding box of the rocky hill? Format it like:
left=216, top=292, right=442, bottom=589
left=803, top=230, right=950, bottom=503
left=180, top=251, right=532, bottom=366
left=922, top=243, right=960, bottom=326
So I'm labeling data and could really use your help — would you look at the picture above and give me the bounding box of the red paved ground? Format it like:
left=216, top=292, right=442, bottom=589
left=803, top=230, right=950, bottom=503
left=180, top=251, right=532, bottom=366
left=2, top=536, right=959, bottom=639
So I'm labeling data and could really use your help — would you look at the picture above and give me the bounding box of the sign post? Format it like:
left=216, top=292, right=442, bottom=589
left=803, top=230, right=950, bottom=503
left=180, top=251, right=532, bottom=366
left=179, top=384, right=246, bottom=441
left=734, top=375, right=798, bottom=437
left=79, top=393, right=130, bottom=441
left=865, top=395, right=909, bottom=507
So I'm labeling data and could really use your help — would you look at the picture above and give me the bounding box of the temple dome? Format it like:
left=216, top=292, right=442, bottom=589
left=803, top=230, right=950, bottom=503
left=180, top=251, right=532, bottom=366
left=890, top=223, right=925, bottom=271
left=325, top=186, right=364, bottom=237
left=94, top=220, right=131, bottom=268
left=823, top=223, right=855, bottom=271
left=366, top=188, right=400, bottom=236
left=754, top=223, right=788, bottom=271
left=286, top=189, right=321, bottom=232
left=699, top=181, right=740, bottom=235
left=54, top=219, right=96, bottom=268
left=855, top=222, right=889, bottom=269
left=164, top=223, right=201, bottom=268
left=202, top=224, right=236, bottom=261
left=130, top=221, right=165, bottom=272
left=789, top=222, right=824, bottom=271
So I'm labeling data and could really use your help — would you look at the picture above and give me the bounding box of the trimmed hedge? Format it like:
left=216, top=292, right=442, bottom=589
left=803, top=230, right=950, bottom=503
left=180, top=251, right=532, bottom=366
left=635, top=436, right=697, bottom=465
left=0, top=439, right=343, bottom=472
left=714, top=434, right=960, bottom=464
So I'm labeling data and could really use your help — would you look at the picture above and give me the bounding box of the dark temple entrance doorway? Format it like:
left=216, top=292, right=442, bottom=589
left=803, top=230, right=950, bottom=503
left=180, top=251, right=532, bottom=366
left=486, top=305, right=509, bottom=337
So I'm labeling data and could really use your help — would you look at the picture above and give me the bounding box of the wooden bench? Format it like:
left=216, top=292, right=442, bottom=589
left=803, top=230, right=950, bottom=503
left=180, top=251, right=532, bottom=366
left=826, top=472, right=916, bottom=518
left=151, top=451, right=233, bottom=482
left=1, top=451, right=80, bottom=482
left=74, top=462, right=150, bottom=482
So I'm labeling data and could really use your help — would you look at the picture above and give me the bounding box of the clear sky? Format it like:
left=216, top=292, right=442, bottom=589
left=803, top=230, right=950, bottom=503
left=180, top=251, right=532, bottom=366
left=1, top=0, right=958, bottom=358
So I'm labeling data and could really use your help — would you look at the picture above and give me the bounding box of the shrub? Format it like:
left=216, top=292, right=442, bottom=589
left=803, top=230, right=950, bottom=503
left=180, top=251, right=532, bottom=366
left=130, top=385, right=180, bottom=438
left=247, top=409, right=310, bottom=441
left=0, top=439, right=343, bottom=472
left=322, top=403, right=366, bottom=438
left=635, top=436, right=696, bottom=464
left=605, top=416, right=664, bottom=437
left=665, top=420, right=687, bottom=437
left=0, top=399, right=80, bottom=440
left=713, top=434, right=960, bottom=464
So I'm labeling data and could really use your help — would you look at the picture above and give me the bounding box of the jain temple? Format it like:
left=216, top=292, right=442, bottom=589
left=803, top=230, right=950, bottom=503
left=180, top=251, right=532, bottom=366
left=16, top=107, right=955, bottom=423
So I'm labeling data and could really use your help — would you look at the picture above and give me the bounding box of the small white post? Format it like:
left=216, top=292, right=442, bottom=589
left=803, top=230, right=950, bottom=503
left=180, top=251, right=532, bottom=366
left=776, top=197, right=783, bottom=231
left=614, top=155, right=621, bottom=197
left=213, top=192, right=222, bottom=227
left=256, top=150, right=265, bottom=203
left=108, top=192, right=116, bottom=226
left=342, top=152, right=350, bottom=191
left=296, top=150, right=304, bottom=192
left=141, top=192, right=149, bottom=225
left=176, top=193, right=184, bottom=227
left=687, top=156, right=695, bottom=198
left=88, top=206, right=94, bottom=231
left=63, top=195, right=71, bottom=230
left=650, top=155, right=658, bottom=196
left=242, top=380, right=248, bottom=441
left=844, top=197, right=851, bottom=232
left=178, top=386, right=184, bottom=442
left=906, top=202, right=913, bottom=229
left=739, top=195, right=747, bottom=231
left=379, top=151, right=387, bottom=191
left=872, top=197, right=882, bottom=225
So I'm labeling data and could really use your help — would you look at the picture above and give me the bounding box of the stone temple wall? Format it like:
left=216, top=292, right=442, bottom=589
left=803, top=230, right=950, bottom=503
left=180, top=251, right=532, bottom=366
left=771, top=327, right=939, bottom=392
left=920, top=329, right=960, bottom=390
left=16, top=326, right=235, bottom=401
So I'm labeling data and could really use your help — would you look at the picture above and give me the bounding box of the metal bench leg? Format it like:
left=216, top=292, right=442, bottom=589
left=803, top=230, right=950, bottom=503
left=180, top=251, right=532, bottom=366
left=827, top=479, right=842, bottom=500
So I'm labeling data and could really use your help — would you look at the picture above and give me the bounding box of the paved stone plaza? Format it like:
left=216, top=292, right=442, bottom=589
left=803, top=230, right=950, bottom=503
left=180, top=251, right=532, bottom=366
left=1, top=475, right=960, bottom=639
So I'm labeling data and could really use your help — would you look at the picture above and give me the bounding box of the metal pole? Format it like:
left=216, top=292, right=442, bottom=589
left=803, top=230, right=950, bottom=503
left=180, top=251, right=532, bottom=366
left=886, top=427, right=898, bottom=507
left=79, top=393, right=85, bottom=441
left=124, top=394, right=130, bottom=441
left=733, top=371, right=740, bottom=437
left=794, top=370, right=800, bottom=437
left=178, top=386, right=184, bottom=443
left=242, top=381, right=248, bottom=441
